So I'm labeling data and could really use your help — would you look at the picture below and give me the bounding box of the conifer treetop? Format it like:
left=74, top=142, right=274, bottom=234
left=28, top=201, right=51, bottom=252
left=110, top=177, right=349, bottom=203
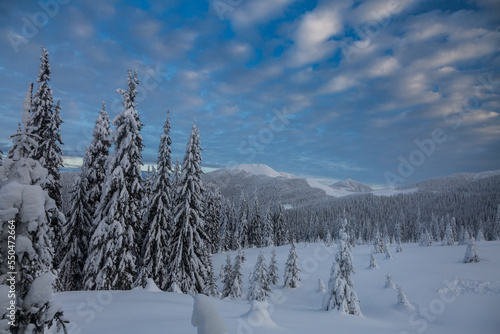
left=38, top=46, right=51, bottom=83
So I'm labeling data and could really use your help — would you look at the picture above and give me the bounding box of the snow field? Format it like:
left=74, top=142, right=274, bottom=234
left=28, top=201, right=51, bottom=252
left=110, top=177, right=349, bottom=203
left=53, top=241, right=500, bottom=334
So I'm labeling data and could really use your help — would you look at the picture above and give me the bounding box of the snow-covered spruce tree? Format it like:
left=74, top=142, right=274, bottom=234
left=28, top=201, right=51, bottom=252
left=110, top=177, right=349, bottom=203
left=57, top=168, right=92, bottom=291
left=394, top=220, right=403, bottom=246
left=273, top=204, right=286, bottom=246
left=385, top=273, right=396, bottom=289
left=29, top=47, right=64, bottom=209
left=442, top=222, right=454, bottom=246
left=247, top=251, right=271, bottom=301
left=318, top=278, right=326, bottom=292
left=203, top=259, right=220, bottom=298
left=450, top=216, right=458, bottom=242
left=325, top=230, right=333, bottom=247
left=117, top=69, right=145, bottom=249
left=29, top=49, right=65, bottom=264
left=268, top=248, right=279, bottom=285
left=457, top=226, right=467, bottom=245
left=373, top=230, right=384, bottom=253
left=419, top=229, right=433, bottom=247
left=84, top=70, right=144, bottom=290
left=221, top=255, right=233, bottom=298
left=397, top=210, right=407, bottom=242
left=221, top=254, right=232, bottom=281
left=283, top=243, right=300, bottom=288
left=222, top=253, right=243, bottom=299
left=322, top=218, right=361, bottom=315
left=82, top=103, right=111, bottom=214
left=396, top=286, right=412, bottom=308
left=165, top=121, right=211, bottom=294
left=431, top=213, right=441, bottom=242
left=369, top=252, right=378, bottom=268
left=171, top=157, right=180, bottom=196
left=140, top=165, right=154, bottom=231
left=204, top=186, right=222, bottom=254
left=385, top=245, right=393, bottom=259
left=238, top=248, right=246, bottom=263
left=463, top=237, right=480, bottom=263
left=0, top=103, right=68, bottom=333
left=262, top=206, right=274, bottom=247
left=396, top=239, right=403, bottom=253
left=476, top=226, right=485, bottom=242
left=237, top=193, right=249, bottom=249
left=139, top=111, right=173, bottom=290
left=218, top=202, right=232, bottom=252
left=226, top=204, right=239, bottom=251
left=248, top=193, right=263, bottom=248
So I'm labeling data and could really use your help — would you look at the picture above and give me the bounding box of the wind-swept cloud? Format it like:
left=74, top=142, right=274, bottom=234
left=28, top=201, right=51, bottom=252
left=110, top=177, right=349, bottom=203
left=287, top=3, right=344, bottom=67
left=0, top=0, right=498, bottom=185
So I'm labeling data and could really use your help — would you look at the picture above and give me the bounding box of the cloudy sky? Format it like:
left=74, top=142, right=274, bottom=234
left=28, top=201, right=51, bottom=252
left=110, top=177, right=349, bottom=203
left=1, top=0, right=499, bottom=187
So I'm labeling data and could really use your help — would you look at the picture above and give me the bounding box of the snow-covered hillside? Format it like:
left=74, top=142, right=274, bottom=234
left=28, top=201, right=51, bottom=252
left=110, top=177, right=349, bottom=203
left=227, top=164, right=295, bottom=179
left=54, top=241, right=500, bottom=334
left=204, top=164, right=414, bottom=206
left=399, top=170, right=500, bottom=192
left=330, top=179, right=373, bottom=193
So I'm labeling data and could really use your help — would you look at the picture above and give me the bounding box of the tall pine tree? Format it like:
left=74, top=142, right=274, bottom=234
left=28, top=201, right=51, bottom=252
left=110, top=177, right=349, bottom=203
left=29, top=47, right=64, bottom=208
left=165, top=121, right=211, bottom=294
left=57, top=168, right=92, bottom=291
left=84, top=70, right=144, bottom=290
left=28, top=48, right=65, bottom=265
left=0, top=94, right=68, bottom=332
left=204, top=186, right=222, bottom=254
left=83, top=103, right=112, bottom=215
left=140, top=111, right=173, bottom=290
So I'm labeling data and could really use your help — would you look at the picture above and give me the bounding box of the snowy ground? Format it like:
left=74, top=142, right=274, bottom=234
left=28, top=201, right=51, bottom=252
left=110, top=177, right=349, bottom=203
left=53, top=241, right=500, bottom=334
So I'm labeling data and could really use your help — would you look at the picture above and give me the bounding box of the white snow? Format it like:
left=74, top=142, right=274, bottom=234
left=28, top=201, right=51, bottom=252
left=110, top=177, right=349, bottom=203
left=305, top=178, right=355, bottom=197
left=228, top=164, right=295, bottom=179
left=24, top=272, right=55, bottom=307
left=239, top=300, right=279, bottom=329
left=144, top=279, right=162, bottom=292
left=191, top=294, right=228, bottom=334
left=51, top=241, right=500, bottom=334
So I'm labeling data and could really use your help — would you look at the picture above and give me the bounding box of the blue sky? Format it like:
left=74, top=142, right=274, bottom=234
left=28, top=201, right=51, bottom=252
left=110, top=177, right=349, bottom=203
left=0, top=0, right=499, bottom=187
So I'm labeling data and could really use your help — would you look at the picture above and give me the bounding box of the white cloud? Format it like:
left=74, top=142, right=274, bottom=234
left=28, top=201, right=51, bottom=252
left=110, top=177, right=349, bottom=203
left=417, top=40, right=497, bottom=69
left=321, top=75, right=357, bottom=94
left=368, top=56, right=401, bottom=77
left=229, top=0, right=294, bottom=27
left=347, top=0, right=416, bottom=26
left=288, top=5, right=343, bottom=67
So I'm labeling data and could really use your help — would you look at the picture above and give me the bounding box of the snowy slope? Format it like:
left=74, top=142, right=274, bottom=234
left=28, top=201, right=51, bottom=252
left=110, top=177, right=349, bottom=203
left=305, top=178, right=357, bottom=197
left=330, top=179, right=373, bottom=193
left=54, top=241, right=500, bottom=334
left=205, top=164, right=423, bottom=206
left=227, top=164, right=295, bottom=179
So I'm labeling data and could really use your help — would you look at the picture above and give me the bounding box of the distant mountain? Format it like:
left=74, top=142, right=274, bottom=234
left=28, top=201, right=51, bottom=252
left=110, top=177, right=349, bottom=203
left=225, top=164, right=295, bottom=179
left=203, top=164, right=411, bottom=209
left=330, top=179, right=373, bottom=193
